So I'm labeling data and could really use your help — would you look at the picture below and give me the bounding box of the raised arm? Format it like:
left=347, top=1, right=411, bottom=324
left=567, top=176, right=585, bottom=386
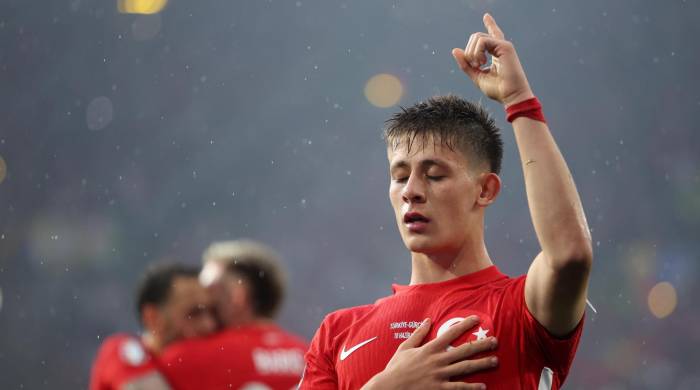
left=452, top=14, right=592, bottom=337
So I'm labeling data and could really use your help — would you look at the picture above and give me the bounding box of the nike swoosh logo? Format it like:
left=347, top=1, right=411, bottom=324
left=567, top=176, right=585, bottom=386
left=339, top=336, right=378, bottom=361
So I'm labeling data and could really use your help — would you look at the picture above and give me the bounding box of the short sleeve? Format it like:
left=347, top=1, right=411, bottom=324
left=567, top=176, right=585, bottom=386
left=511, top=276, right=585, bottom=383
left=298, top=315, right=338, bottom=390
left=89, top=340, right=112, bottom=390
left=89, top=335, right=159, bottom=390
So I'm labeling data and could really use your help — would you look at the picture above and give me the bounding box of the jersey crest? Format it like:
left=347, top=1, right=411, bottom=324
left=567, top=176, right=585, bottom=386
left=119, top=338, right=146, bottom=366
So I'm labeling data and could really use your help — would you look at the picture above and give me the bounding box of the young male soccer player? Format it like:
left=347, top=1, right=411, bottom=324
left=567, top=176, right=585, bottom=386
left=89, top=263, right=217, bottom=390
left=159, top=240, right=308, bottom=390
left=301, top=14, right=592, bottom=389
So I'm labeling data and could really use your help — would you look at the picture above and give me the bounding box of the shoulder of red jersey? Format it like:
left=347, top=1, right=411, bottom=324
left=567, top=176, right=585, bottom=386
left=479, top=270, right=524, bottom=289
left=90, top=333, right=159, bottom=390
left=321, top=303, right=376, bottom=330
left=159, top=331, right=212, bottom=363
left=98, top=333, right=135, bottom=349
left=264, top=323, right=309, bottom=348
left=96, top=333, right=152, bottom=367
left=226, top=323, right=309, bottom=350
left=161, top=324, right=308, bottom=364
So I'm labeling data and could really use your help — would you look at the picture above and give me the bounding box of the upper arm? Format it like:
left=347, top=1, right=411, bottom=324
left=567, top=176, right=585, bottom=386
left=89, top=354, right=106, bottom=390
left=524, top=251, right=591, bottom=337
left=89, top=340, right=116, bottom=390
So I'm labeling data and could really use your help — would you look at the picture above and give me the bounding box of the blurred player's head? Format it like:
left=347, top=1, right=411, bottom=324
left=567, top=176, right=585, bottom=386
left=136, top=263, right=217, bottom=353
left=384, top=96, right=503, bottom=255
left=199, top=240, right=286, bottom=327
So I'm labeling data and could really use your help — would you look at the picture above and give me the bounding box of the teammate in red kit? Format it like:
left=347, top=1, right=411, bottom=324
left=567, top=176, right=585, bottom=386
left=301, top=14, right=592, bottom=390
left=89, top=263, right=217, bottom=390
left=160, top=240, right=308, bottom=390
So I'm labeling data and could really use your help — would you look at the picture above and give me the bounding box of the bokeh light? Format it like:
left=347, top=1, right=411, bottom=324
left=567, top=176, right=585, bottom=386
left=117, top=0, right=169, bottom=15
left=86, top=96, right=114, bottom=131
left=0, top=285, right=3, bottom=313
left=648, top=281, right=677, bottom=319
left=28, top=214, right=116, bottom=269
left=624, top=241, right=656, bottom=281
left=0, top=154, right=6, bottom=184
left=364, top=73, right=403, bottom=108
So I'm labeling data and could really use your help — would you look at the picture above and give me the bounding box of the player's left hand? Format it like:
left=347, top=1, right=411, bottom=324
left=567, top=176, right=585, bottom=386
left=452, top=13, right=534, bottom=107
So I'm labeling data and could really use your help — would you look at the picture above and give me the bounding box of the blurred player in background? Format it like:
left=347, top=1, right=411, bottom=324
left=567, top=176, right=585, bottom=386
left=160, top=239, right=308, bottom=390
left=302, top=13, right=592, bottom=389
left=89, top=263, right=217, bottom=390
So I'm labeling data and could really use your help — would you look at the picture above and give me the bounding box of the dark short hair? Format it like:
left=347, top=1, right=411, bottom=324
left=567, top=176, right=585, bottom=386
left=384, top=95, right=503, bottom=174
left=135, top=263, right=199, bottom=323
left=203, top=240, right=285, bottom=319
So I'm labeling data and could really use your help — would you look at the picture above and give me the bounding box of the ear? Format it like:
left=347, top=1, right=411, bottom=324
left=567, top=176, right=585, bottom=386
left=230, top=278, right=250, bottom=310
left=476, top=172, right=501, bottom=207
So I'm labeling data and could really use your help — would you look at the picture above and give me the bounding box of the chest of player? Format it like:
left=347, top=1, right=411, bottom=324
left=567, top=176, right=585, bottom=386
left=332, top=293, right=517, bottom=390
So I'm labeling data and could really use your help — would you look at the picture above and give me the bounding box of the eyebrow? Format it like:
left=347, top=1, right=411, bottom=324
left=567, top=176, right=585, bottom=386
left=389, top=159, right=446, bottom=173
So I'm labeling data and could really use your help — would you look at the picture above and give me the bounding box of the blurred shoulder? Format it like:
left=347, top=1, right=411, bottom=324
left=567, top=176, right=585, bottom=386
left=95, top=333, right=152, bottom=368
left=267, top=324, right=309, bottom=348
left=98, top=333, right=136, bottom=349
left=97, top=333, right=144, bottom=357
left=160, top=332, right=211, bottom=358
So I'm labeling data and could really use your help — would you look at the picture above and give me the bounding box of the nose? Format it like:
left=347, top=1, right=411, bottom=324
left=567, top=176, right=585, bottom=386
left=402, top=174, right=426, bottom=204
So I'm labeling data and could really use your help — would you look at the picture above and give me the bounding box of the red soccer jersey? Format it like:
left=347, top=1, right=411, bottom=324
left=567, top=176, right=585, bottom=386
left=300, top=266, right=584, bottom=390
left=89, top=334, right=160, bottom=390
left=160, top=323, right=308, bottom=390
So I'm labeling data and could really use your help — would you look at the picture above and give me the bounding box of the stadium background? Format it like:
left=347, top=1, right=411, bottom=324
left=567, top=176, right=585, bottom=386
left=0, top=0, right=698, bottom=388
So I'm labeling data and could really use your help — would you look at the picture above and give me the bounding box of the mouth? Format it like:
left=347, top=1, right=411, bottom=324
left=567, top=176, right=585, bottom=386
left=403, top=212, right=430, bottom=233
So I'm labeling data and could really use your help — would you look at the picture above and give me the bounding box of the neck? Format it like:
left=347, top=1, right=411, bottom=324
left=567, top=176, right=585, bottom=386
left=409, top=235, right=493, bottom=285
left=141, top=332, right=163, bottom=355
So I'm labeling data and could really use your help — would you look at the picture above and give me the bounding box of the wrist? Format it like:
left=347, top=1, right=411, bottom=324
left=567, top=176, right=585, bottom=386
left=362, top=371, right=397, bottom=390
left=503, top=89, right=535, bottom=109
left=505, top=96, right=546, bottom=124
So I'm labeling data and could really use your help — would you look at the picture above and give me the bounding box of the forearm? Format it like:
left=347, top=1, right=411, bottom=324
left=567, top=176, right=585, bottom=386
left=512, top=116, right=592, bottom=268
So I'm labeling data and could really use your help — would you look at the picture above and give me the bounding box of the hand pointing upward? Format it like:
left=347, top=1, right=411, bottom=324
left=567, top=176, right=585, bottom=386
left=452, top=13, right=535, bottom=107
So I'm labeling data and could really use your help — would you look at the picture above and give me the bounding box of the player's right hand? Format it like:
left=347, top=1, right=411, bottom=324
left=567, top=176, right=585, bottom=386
left=361, top=316, right=498, bottom=390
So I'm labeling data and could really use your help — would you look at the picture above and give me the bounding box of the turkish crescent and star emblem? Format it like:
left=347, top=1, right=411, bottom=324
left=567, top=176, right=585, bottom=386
left=435, top=311, right=494, bottom=349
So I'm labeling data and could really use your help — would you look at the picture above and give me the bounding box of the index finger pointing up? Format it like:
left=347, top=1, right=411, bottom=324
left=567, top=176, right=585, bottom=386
left=483, top=13, right=505, bottom=39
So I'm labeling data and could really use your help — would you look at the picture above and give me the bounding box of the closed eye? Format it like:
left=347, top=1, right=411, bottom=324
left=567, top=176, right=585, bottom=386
left=427, top=175, right=445, bottom=181
left=393, top=177, right=408, bottom=183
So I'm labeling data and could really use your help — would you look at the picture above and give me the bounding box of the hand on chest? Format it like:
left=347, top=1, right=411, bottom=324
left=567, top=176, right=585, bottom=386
left=337, top=306, right=497, bottom=366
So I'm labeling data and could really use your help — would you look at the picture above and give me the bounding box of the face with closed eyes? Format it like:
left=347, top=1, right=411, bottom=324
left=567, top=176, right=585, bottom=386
left=145, top=276, right=217, bottom=350
left=388, top=137, right=499, bottom=255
